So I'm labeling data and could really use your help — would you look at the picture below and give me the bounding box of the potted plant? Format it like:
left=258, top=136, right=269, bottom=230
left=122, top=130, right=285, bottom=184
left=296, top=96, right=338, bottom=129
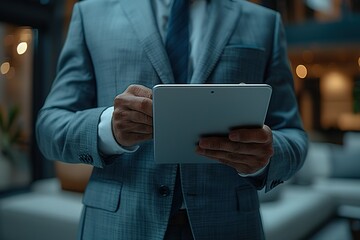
left=0, top=105, right=22, bottom=189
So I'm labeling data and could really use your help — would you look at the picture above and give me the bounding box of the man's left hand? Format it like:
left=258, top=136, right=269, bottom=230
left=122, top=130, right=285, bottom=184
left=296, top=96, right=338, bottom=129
left=196, top=125, right=274, bottom=175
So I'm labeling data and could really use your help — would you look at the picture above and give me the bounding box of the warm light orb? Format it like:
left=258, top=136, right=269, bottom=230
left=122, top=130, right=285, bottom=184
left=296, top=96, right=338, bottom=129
left=0, top=62, right=10, bottom=75
left=17, top=42, right=28, bottom=55
left=358, top=57, right=360, bottom=67
left=296, top=65, right=308, bottom=79
left=322, top=72, right=349, bottom=95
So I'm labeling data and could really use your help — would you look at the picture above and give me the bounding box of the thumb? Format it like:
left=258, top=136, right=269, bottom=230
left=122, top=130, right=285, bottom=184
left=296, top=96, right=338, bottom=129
left=126, top=84, right=153, bottom=99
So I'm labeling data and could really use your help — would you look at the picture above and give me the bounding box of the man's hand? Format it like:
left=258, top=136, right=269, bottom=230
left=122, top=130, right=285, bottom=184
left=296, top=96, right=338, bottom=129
left=196, top=125, right=274, bottom=174
left=112, top=84, right=153, bottom=147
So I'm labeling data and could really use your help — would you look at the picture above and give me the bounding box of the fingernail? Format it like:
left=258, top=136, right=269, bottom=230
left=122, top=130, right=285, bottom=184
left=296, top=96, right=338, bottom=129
left=229, top=132, right=238, bottom=141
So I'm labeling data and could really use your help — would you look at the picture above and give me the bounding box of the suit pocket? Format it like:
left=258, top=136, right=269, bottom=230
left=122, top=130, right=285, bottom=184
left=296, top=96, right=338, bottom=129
left=209, top=46, right=266, bottom=84
left=83, top=179, right=122, bottom=212
left=236, top=185, right=260, bottom=212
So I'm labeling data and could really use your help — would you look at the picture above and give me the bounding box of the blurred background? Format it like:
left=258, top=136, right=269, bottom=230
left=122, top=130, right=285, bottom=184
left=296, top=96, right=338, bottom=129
left=0, top=0, right=359, bottom=240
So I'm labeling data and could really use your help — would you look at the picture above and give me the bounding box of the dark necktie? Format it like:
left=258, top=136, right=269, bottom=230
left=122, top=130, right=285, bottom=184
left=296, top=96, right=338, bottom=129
left=165, top=0, right=190, bottom=83
left=166, top=0, right=188, bottom=217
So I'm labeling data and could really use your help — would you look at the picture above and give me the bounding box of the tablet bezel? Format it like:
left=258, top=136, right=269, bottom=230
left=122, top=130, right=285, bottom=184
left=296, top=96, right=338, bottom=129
left=152, top=84, right=272, bottom=164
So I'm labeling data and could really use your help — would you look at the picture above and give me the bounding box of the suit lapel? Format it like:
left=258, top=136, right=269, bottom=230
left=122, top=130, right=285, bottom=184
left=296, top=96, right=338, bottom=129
left=119, top=0, right=175, bottom=84
left=190, top=0, right=241, bottom=84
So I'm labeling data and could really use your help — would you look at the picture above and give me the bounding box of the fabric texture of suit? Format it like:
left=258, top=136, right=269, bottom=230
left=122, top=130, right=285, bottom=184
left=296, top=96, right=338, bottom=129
left=36, top=0, right=308, bottom=239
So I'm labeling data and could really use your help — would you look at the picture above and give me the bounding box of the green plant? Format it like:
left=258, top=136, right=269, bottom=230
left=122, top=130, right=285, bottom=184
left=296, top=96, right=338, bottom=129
left=0, top=105, right=22, bottom=165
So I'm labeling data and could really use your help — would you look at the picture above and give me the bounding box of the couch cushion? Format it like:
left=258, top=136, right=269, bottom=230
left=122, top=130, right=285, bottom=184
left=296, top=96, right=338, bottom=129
left=293, top=143, right=332, bottom=185
left=260, top=186, right=336, bottom=240
left=0, top=179, right=83, bottom=240
left=343, top=132, right=360, bottom=149
left=329, top=144, right=360, bottom=179
left=313, top=178, right=360, bottom=206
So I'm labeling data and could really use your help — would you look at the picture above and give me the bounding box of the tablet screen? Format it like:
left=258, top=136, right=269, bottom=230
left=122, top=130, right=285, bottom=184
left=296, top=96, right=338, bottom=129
left=152, top=84, right=272, bottom=164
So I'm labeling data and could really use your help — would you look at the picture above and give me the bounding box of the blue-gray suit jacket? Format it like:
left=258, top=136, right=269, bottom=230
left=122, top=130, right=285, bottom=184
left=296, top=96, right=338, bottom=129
left=36, top=0, right=308, bottom=239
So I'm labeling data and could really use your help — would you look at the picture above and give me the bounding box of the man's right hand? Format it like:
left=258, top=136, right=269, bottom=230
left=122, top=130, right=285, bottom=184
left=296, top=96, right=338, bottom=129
left=112, top=84, right=153, bottom=147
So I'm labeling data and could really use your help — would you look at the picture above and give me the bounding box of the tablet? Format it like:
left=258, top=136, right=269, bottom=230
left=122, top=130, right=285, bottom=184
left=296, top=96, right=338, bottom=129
left=152, top=84, right=272, bottom=164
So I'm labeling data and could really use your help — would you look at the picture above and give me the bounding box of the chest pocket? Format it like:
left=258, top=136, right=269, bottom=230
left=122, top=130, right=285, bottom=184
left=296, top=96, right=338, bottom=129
left=208, top=46, right=266, bottom=84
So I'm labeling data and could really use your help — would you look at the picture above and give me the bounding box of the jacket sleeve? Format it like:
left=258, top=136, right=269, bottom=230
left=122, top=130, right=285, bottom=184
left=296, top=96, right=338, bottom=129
left=36, top=3, right=107, bottom=168
left=262, top=13, right=308, bottom=192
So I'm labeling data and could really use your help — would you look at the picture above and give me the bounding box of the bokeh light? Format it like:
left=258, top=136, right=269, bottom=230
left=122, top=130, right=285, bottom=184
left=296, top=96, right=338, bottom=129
left=296, top=65, right=308, bottom=79
left=0, top=62, right=10, bottom=75
left=17, top=42, right=28, bottom=55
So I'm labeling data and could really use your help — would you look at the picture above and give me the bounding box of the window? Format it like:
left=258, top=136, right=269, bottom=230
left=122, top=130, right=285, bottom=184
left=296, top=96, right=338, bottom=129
left=0, top=23, right=34, bottom=191
left=0, top=0, right=69, bottom=194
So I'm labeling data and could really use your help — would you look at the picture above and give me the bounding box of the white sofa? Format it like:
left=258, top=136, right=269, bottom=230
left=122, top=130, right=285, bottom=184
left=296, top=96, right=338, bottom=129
left=260, top=133, right=360, bottom=240
left=260, top=185, right=336, bottom=240
left=0, top=179, right=82, bottom=240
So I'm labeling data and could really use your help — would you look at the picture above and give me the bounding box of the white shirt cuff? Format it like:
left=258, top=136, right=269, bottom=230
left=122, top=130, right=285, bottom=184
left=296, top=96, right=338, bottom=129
left=238, top=160, right=269, bottom=177
left=98, top=107, right=139, bottom=155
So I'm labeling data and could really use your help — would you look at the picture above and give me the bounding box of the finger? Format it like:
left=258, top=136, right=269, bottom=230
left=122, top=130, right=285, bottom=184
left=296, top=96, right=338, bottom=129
left=217, top=156, right=267, bottom=170
left=199, top=137, right=265, bottom=155
left=115, top=120, right=153, bottom=134
left=127, top=123, right=153, bottom=134
left=218, top=156, right=269, bottom=175
left=117, top=109, right=153, bottom=126
left=126, top=84, right=153, bottom=99
left=196, top=146, right=252, bottom=164
left=215, top=158, right=254, bottom=174
left=114, top=95, right=153, bottom=117
left=198, top=137, right=228, bottom=150
left=196, top=147, right=268, bottom=172
left=218, top=159, right=261, bottom=175
left=229, top=125, right=272, bottom=144
left=119, top=132, right=153, bottom=147
left=198, top=137, right=274, bottom=162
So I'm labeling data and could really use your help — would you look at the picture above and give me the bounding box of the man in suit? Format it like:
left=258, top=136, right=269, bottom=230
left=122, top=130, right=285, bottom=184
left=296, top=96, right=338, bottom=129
left=36, top=0, right=308, bottom=239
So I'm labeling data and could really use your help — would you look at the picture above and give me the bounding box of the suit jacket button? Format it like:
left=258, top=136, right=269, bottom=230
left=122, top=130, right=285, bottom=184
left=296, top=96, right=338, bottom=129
left=159, top=185, right=170, bottom=197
